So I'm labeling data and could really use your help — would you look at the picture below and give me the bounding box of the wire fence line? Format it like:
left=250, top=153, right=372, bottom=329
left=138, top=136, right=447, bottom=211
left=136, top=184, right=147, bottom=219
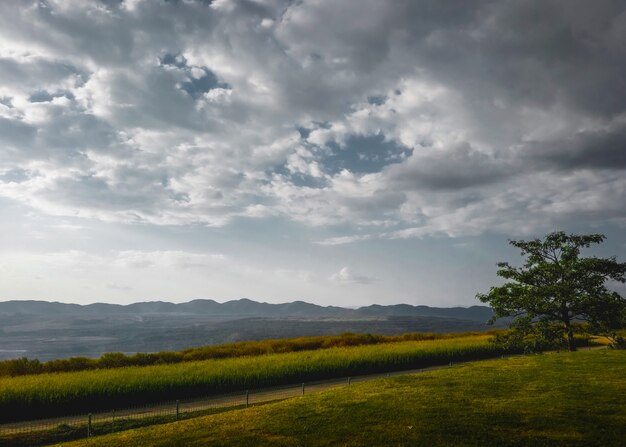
left=13, top=347, right=592, bottom=443
left=0, top=363, right=455, bottom=439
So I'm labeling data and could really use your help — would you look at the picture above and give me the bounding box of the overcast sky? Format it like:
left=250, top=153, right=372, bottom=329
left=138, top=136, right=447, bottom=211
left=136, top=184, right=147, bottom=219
left=1, top=0, right=625, bottom=307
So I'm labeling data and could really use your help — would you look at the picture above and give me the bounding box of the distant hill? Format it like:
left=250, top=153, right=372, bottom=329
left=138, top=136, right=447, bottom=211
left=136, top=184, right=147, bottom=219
left=353, top=304, right=494, bottom=321
left=0, top=299, right=493, bottom=321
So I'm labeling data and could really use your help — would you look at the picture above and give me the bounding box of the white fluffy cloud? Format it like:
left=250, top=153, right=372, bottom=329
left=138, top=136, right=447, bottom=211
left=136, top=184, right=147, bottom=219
left=329, top=267, right=375, bottom=285
left=0, top=0, right=625, bottom=240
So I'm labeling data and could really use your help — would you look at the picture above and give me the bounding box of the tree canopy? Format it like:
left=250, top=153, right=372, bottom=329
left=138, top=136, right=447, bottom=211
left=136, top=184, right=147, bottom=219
left=477, top=231, right=626, bottom=351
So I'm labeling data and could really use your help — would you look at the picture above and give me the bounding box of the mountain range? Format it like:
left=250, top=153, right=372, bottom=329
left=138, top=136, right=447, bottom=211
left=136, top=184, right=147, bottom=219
left=0, top=298, right=493, bottom=322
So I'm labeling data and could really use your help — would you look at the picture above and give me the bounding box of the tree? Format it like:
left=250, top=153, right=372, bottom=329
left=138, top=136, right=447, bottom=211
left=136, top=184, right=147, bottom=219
left=477, top=232, right=626, bottom=351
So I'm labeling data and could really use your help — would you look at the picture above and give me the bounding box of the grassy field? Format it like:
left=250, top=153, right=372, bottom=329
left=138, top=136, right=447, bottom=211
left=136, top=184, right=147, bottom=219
left=0, top=331, right=491, bottom=377
left=52, top=349, right=626, bottom=447
left=0, top=335, right=500, bottom=422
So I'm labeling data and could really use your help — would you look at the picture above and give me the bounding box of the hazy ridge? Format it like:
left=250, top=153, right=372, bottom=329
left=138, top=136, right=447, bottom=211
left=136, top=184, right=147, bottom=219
left=0, top=298, right=493, bottom=321
left=0, top=299, right=497, bottom=361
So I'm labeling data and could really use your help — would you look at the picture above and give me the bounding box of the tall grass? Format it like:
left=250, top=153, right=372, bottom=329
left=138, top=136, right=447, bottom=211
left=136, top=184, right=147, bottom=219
left=0, top=335, right=499, bottom=422
left=0, top=331, right=494, bottom=377
left=46, top=350, right=626, bottom=447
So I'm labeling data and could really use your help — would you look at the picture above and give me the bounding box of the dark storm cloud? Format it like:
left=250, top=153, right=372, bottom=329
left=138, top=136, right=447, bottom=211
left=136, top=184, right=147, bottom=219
left=288, top=0, right=626, bottom=142
left=386, top=143, right=516, bottom=191
left=382, top=0, right=626, bottom=118
left=523, top=122, right=626, bottom=170
left=483, top=1, right=626, bottom=117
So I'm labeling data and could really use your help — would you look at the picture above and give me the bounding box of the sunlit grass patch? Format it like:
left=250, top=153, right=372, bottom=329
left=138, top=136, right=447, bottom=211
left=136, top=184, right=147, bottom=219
left=0, top=335, right=498, bottom=422
left=52, top=349, right=626, bottom=447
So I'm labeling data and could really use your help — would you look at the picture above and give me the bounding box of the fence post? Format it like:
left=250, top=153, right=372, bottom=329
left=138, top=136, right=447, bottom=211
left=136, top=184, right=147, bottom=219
left=246, top=390, right=249, bottom=408
left=301, top=382, right=305, bottom=396
left=87, top=413, right=92, bottom=437
left=348, top=377, right=351, bottom=386
left=176, top=400, right=180, bottom=420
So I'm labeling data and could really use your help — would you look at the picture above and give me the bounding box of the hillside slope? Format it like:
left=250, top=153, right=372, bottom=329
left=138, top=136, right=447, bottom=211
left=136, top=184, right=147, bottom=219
left=54, top=349, right=626, bottom=447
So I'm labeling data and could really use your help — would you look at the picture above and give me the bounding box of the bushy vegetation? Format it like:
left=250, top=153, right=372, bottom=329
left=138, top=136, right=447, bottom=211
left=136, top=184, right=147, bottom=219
left=478, top=232, right=626, bottom=352
left=52, top=350, right=626, bottom=447
left=489, top=319, right=592, bottom=354
left=0, top=331, right=491, bottom=377
left=0, top=335, right=499, bottom=423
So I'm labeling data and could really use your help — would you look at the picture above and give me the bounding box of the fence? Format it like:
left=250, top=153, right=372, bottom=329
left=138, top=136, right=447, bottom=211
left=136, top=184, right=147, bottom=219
left=0, top=364, right=457, bottom=442
left=0, top=379, right=348, bottom=439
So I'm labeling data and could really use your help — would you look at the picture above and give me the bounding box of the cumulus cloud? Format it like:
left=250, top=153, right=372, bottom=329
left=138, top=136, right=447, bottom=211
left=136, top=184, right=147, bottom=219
left=0, top=0, right=624, bottom=240
left=329, top=267, right=375, bottom=285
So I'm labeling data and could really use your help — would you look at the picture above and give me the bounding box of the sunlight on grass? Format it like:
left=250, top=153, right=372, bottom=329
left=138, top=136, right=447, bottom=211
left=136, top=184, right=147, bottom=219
left=52, top=350, right=626, bottom=447
left=0, top=335, right=498, bottom=422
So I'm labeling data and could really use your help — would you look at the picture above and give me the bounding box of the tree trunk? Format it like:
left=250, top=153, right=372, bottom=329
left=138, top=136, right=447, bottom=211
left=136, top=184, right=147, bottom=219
left=562, top=308, right=577, bottom=352
left=566, top=326, right=576, bottom=351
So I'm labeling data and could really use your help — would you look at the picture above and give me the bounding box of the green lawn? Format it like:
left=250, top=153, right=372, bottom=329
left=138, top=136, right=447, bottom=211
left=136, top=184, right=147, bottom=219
left=53, top=349, right=626, bottom=447
left=0, top=335, right=497, bottom=422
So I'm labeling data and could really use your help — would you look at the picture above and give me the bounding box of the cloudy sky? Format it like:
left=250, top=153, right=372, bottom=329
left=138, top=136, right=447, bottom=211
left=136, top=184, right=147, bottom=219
left=1, top=0, right=625, bottom=307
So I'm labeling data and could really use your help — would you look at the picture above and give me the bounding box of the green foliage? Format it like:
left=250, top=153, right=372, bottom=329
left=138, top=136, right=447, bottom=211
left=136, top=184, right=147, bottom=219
left=490, top=317, right=565, bottom=353
left=477, top=231, right=626, bottom=351
left=489, top=318, right=592, bottom=354
left=0, top=335, right=499, bottom=423
left=49, top=350, right=626, bottom=447
left=0, top=331, right=486, bottom=378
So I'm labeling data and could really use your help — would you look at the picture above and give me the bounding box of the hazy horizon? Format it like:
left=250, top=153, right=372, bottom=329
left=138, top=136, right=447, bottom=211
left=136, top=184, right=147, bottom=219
left=0, top=296, right=491, bottom=308
left=1, top=1, right=625, bottom=308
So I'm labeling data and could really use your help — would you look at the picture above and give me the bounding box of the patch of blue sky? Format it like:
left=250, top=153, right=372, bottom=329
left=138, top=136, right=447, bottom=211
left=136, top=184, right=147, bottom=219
left=272, top=163, right=327, bottom=189
left=0, top=168, right=31, bottom=183
left=28, top=90, right=75, bottom=103
left=159, top=52, right=230, bottom=99
left=180, top=70, right=229, bottom=99
left=159, top=52, right=188, bottom=68
left=320, top=134, right=412, bottom=175
left=366, top=95, right=386, bottom=106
